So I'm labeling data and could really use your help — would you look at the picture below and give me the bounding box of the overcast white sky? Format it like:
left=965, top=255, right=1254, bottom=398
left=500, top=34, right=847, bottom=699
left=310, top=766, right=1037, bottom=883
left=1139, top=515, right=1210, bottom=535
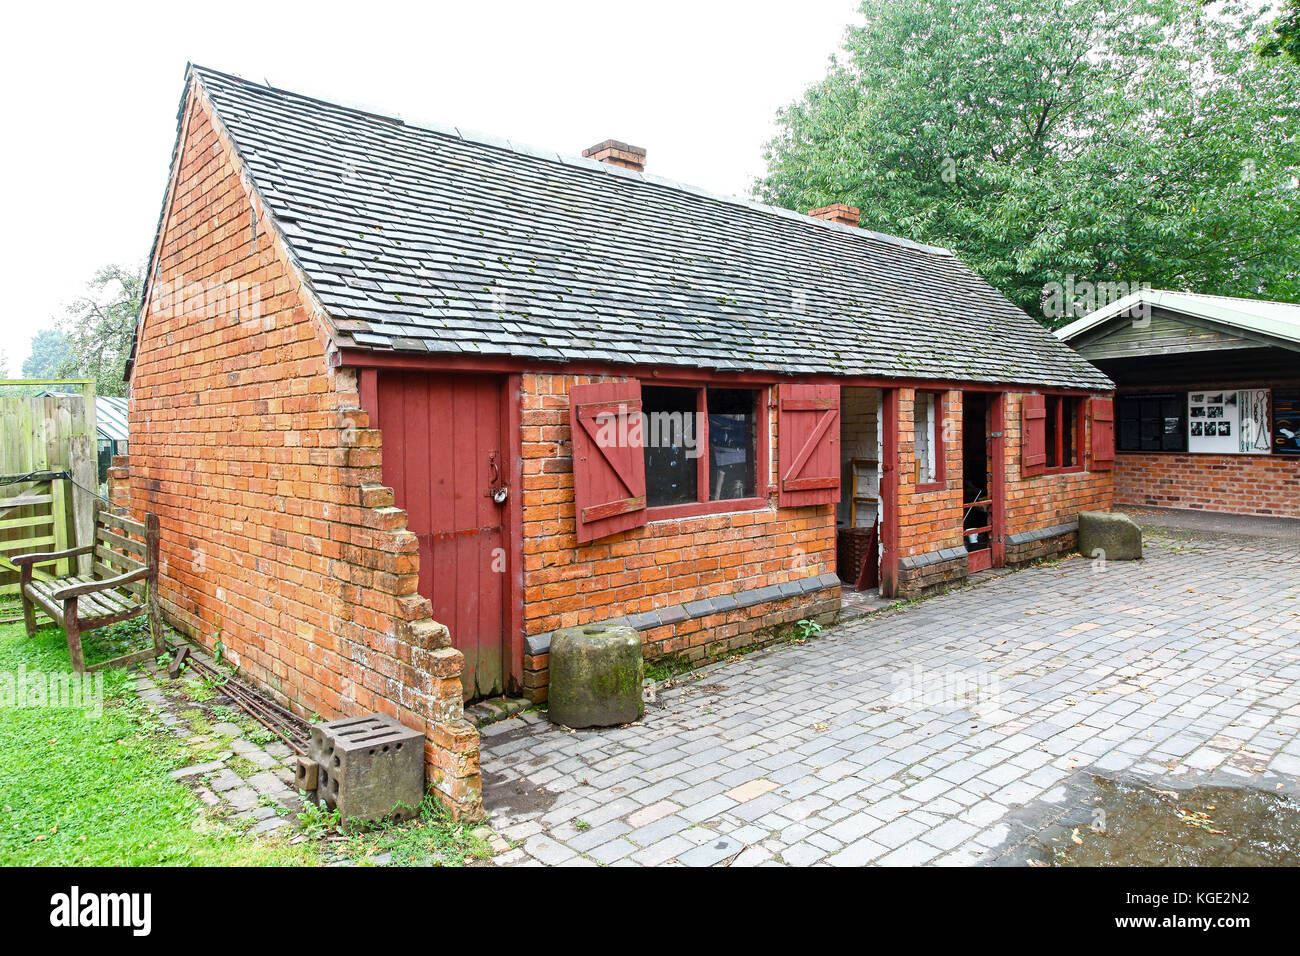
left=0, top=0, right=862, bottom=375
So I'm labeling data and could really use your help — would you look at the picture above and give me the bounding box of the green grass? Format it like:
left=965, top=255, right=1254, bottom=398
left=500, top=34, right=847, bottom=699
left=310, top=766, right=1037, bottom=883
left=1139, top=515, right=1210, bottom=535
left=0, top=619, right=319, bottom=865
left=0, top=615, right=493, bottom=866
left=340, top=794, right=492, bottom=866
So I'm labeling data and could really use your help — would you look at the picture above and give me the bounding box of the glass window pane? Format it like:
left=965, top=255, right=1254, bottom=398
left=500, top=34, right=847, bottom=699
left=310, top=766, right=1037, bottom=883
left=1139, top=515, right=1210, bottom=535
left=707, top=389, right=758, bottom=500
left=642, top=386, right=699, bottom=507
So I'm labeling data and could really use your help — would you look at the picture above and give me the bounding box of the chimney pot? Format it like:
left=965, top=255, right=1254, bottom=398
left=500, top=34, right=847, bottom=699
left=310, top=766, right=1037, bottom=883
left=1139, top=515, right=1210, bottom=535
left=808, top=204, right=860, bottom=227
left=583, top=139, right=647, bottom=173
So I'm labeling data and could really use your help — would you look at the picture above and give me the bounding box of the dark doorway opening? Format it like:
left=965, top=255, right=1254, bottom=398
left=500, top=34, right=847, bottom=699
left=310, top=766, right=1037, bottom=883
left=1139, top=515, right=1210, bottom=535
left=962, top=392, right=993, bottom=572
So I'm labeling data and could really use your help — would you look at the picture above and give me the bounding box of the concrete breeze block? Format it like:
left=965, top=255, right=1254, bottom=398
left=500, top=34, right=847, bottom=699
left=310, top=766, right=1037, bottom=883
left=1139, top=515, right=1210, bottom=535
left=309, top=713, right=425, bottom=826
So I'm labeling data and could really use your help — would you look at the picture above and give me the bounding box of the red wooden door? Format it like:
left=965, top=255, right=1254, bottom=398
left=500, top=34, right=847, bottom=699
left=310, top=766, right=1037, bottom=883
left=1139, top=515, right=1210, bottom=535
left=376, top=372, right=508, bottom=700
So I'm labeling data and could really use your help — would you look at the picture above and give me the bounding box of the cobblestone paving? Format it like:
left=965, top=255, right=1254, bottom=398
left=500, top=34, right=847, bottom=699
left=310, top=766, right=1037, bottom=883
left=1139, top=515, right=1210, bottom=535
left=132, top=661, right=306, bottom=837
left=481, top=526, right=1300, bottom=866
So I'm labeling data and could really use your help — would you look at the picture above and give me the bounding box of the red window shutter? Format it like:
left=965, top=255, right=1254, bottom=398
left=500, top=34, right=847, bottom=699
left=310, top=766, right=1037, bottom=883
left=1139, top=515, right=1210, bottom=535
left=570, top=380, right=648, bottom=543
left=1090, top=397, right=1116, bottom=471
left=1021, top=393, right=1047, bottom=477
left=777, top=383, right=840, bottom=507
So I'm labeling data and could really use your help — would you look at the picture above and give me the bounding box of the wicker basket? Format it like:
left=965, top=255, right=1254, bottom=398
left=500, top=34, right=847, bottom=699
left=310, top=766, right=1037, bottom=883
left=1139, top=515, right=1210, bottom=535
left=837, top=525, right=878, bottom=589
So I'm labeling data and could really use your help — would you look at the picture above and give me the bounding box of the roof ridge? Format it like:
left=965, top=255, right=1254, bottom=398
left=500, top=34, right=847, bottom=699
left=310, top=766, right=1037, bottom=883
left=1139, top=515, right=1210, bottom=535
left=1167, top=290, right=1300, bottom=309
left=188, top=64, right=953, bottom=260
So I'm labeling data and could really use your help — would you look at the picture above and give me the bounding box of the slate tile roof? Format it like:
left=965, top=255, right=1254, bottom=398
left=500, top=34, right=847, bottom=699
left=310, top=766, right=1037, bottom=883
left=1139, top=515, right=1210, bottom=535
left=184, top=65, right=1110, bottom=389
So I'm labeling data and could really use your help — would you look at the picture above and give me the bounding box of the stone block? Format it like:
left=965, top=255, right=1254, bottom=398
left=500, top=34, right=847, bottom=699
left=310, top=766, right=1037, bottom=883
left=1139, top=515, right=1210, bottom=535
left=309, top=713, right=425, bottom=826
left=548, top=624, right=644, bottom=729
left=1077, top=511, right=1142, bottom=561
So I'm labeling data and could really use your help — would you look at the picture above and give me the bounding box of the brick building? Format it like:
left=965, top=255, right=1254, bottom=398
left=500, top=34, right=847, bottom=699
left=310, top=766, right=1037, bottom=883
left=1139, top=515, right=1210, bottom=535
left=1057, top=291, right=1300, bottom=519
left=123, top=65, right=1113, bottom=818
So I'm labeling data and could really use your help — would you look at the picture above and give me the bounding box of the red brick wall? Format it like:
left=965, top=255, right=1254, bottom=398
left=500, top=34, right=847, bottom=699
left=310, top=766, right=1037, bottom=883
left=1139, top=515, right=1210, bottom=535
left=1115, top=452, right=1300, bottom=518
left=1003, top=392, right=1113, bottom=535
left=520, top=373, right=836, bottom=656
left=897, top=388, right=965, bottom=557
left=125, top=81, right=481, bottom=818
left=893, top=390, right=1113, bottom=571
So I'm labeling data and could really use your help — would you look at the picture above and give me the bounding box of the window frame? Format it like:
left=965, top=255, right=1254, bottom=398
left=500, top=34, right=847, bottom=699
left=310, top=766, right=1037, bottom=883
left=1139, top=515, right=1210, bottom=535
left=641, top=382, right=770, bottom=520
left=1116, top=392, right=1187, bottom=454
left=913, top=389, right=946, bottom=493
left=1043, top=394, right=1086, bottom=474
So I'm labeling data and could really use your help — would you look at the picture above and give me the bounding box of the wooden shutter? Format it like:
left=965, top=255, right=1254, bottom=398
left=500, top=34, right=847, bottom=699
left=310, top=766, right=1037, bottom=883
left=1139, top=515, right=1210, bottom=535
left=1021, top=393, right=1047, bottom=477
left=570, top=380, right=648, bottom=543
left=777, top=383, right=840, bottom=507
left=1090, top=396, right=1116, bottom=471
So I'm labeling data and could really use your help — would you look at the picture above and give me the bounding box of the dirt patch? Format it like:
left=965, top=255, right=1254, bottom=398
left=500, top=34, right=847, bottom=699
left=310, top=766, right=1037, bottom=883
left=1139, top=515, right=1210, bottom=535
left=480, top=767, right=558, bottom=817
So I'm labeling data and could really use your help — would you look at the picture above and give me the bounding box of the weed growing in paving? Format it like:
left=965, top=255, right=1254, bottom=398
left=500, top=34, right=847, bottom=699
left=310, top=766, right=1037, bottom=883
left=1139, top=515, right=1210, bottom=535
left=296, top=800, right=340, bottom=839
left=339, top=793, right=492, bottom=866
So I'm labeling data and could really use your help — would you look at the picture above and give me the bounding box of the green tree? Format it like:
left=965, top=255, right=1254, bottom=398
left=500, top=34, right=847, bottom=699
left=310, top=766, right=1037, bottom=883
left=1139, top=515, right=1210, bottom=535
left=53, top=264, right=144, bottom=397
left=21, top=329, right=72, bottom=379
left=758, top=0, right=1300, bottom=324
left=1260, top=0, right=1300, bottom=63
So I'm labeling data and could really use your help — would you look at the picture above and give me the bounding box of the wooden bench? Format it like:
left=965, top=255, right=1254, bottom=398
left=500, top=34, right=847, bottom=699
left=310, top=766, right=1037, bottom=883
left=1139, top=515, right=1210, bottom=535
left=13, top=503, right=162, bottom=672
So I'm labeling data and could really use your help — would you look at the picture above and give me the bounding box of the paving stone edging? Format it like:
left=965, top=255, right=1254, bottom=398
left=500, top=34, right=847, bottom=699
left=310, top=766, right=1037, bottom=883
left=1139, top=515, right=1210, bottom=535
left=132, top=657, right=306, bottom=839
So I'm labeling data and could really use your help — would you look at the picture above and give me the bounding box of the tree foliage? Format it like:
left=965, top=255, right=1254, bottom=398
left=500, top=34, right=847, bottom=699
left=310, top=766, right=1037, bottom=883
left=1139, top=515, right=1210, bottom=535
left=758, top=0, right=1300, bottom=324
left=1260, top=0, right=1300, bottom=63
left=53, top=264, right=143, bottom=397
left=22, top=329, right=72, bottom=379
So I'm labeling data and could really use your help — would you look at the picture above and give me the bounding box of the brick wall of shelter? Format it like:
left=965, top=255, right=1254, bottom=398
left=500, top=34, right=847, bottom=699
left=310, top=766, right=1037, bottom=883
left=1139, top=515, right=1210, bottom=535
left=519, top=372, right=837, bottom=664
left=1115, top=452, right=1300, bottom=518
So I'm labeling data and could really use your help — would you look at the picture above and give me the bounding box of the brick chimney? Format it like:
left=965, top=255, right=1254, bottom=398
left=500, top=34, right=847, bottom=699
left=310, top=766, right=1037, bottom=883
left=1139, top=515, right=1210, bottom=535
left=583, top=139, right=647, bottom=173
left=808, top=204, right=860, bottom=227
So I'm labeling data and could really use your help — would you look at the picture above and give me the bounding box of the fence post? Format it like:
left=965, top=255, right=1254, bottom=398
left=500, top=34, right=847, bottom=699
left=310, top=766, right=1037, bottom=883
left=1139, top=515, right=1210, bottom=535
left=70, top=434, right=97, bottom=575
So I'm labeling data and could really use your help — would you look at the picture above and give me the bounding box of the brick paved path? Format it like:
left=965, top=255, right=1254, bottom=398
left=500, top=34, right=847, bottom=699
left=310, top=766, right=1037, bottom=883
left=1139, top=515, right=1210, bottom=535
left=481, top=525, right=1300, bottom=866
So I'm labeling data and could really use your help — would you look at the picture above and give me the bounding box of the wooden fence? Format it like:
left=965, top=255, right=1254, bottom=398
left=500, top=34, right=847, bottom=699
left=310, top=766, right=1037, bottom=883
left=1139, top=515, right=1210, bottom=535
left=0, top=381, right=99, bottom=596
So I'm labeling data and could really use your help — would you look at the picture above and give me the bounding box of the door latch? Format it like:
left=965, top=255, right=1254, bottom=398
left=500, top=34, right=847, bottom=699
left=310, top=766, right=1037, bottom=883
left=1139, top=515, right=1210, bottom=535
left=486, top=452, right=508, bottom=504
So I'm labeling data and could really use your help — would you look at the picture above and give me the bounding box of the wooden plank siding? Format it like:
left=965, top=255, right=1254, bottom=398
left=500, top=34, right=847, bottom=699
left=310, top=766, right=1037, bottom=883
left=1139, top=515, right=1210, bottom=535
left=0, top=387, right=97, bottom=594
left=1072, top=309, right=1259, bottom=361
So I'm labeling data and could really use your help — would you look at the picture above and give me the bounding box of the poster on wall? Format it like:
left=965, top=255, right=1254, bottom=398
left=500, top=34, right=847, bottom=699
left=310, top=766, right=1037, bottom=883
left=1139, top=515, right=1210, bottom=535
left=1186, top=389, right=1272, bottom=454
left=1275, top=389, right=1300, bottom=455
left=1187, top=391, right=1238, bottom=453
left=1238, top=388, right=1272, bottom=454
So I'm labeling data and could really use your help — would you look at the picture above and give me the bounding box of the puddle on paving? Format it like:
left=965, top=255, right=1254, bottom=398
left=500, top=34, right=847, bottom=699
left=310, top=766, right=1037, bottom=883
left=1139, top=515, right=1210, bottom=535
left=1047, top=776, right=1300, bottom=866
